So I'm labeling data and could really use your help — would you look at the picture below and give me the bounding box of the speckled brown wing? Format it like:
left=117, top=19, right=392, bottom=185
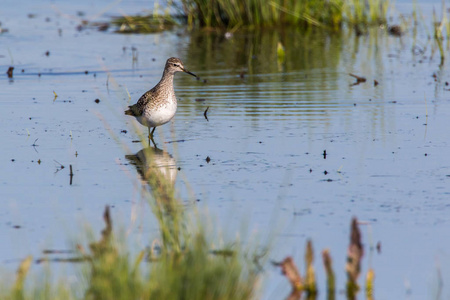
left=124, top=87, right=157, bottom=117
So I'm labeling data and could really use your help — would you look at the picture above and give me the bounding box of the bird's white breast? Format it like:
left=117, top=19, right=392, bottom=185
left=139, top=94, right=177, bottom=128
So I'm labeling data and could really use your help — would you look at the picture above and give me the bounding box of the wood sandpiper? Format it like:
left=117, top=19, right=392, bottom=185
left=125, top=57, right=196, bottom=141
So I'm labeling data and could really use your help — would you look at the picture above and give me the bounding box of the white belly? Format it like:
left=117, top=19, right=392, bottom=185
left=138, top=99, right=177, bottom=128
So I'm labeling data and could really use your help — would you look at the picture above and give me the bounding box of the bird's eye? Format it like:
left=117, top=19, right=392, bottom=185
left=173, top=63, right=178, bottom=67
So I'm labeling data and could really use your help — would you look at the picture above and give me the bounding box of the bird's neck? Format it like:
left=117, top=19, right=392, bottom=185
left=154, top=71, right=174, bottom=93
left=159, top=70, right=174, bottom=84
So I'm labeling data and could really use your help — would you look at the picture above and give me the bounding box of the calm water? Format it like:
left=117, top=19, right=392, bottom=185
left=1, top=0, right=450, bottom=299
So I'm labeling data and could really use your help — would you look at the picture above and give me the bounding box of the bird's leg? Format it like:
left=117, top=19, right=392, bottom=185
left=148, top=127, right=157, bottom=147
left=148, top=127, right=155, bottom=138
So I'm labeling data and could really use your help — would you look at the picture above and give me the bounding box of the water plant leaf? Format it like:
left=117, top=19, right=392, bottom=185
left=280, top=256, right=303, bottom=292
left=366, top=268, right=375, bottom=300
left=349, top=73, right=366, bottom=86
left=346, top=217, right=363, bottom=296
left=322, top=249, right=335, bottom=300
left=277, top=41, right=285, bottom=64
left=304, top=240, right=317, bottom=295
left=13, top=255, right=32, bottom=299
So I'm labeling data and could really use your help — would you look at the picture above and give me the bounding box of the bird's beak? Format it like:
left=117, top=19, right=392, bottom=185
left=183, top=68, right=197, bottom=78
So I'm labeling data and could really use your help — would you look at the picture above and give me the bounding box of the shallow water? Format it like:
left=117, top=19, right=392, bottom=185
left=1, top=0, right=450, bottom=299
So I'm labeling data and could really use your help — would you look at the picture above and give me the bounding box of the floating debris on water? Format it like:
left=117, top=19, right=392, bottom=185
left=6, top=66, right=13, bottom=78
left=388, top=25, right=402, bottom=36
left=204, top=106, right=209, bottom=121
left=349, top=73, right=366, bottom=86
left=69, top=165, right=74, bottom=185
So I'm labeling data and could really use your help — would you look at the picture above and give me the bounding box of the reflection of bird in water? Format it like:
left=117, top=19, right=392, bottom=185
left=125, top=146, right=177, bottom=185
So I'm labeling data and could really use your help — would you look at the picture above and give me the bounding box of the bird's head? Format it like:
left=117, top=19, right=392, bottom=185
left=165, top=57, right=197, bottom=77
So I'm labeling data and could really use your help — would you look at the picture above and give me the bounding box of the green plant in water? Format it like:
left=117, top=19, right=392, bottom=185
left=341, top=0, right=389, bottom=34
left=178, top=0, right=389, bottom=30
left=111, top=1, right=181, bottom=33
left=111, top=14, right=179, bottom=33
left=83, top=207, right=144, bottom=300
left=109, top=0, right=391, bottom=32
left=147, top=230, right=256, bottom=300
left=432, top=7, right=447, bottom=66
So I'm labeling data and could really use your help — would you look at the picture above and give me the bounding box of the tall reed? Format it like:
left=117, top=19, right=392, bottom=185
left=179, top=0, right=390, bottom=29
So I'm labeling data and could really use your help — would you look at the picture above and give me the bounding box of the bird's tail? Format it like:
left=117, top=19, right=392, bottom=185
left=124, top=107, right=133, bottom=116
